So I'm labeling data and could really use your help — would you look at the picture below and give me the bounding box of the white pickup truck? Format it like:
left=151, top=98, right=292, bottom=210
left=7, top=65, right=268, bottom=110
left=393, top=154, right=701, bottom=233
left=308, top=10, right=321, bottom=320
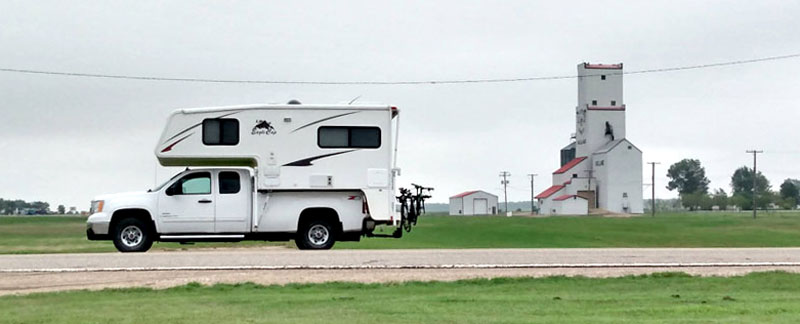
left=86, top=103, right=431, bottom=252
left=87, top=167, right=375, bottom=251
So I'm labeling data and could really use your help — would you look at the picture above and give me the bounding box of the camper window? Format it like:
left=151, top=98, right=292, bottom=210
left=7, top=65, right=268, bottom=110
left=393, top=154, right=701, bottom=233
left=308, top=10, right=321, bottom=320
left=318, top=127, right=349, bottom=147
left=350, top=128, right=380, bottom=148
left=203, top=119, right=239, bottom=146
left=219, top=171, right=241, bottom=194
left=318, top=126, right=381, bottom=149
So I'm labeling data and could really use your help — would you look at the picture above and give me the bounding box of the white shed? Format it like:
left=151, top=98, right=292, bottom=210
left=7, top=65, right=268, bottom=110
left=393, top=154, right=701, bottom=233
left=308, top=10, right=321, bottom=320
left=449, top=190, right=499, bottom=215
left=552, top=194, right=589, bottom=215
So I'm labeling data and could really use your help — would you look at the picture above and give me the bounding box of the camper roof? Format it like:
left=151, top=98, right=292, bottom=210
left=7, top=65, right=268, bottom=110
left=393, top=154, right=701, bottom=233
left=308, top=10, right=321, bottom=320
left=175, top=104, right=394, bottom=115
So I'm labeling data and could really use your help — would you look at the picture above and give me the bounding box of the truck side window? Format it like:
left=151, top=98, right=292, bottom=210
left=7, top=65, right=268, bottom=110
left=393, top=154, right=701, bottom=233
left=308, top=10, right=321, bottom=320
left=168, top=172, right=212, bottom=195
left=203, top=118, right=239, bottom=145
left=318, top=126, right=380, bottom=149
left=219, top=171, right=240, bottom=194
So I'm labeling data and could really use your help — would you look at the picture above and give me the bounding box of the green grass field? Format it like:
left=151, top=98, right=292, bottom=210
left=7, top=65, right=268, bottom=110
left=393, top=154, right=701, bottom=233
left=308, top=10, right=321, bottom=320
left=2, top=272, right=800, bottom=323
left=341, top=211, right=800, bottom=249
left=3, top=212, right=800, bottom=254
left=0, top=216, right=285, bottom=254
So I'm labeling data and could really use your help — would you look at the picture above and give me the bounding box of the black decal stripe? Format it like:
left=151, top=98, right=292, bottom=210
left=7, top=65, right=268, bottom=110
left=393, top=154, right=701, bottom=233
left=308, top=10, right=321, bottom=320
left=283, top=150, right=357, bottom=167
left=162, top=111, right=240, bottom=144
left=290, top=111, right=359, bottom=133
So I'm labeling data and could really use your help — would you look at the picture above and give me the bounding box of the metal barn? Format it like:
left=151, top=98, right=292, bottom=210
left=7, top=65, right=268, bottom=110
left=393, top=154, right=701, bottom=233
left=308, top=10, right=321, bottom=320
left=449, top=190, right=499, bottom=215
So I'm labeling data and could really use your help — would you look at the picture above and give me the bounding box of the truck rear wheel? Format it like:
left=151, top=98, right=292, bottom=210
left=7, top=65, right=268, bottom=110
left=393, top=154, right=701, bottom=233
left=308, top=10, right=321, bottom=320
left=295, top=219, right=336, bottom=250
left=112, top=218, right=153, bottom=253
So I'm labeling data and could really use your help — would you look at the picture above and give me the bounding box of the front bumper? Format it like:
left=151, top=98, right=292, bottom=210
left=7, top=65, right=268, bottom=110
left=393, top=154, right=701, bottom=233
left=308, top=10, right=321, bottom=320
left=86, top=212, right=111, bottom=240
left=86, top=228, right=110, bottom=241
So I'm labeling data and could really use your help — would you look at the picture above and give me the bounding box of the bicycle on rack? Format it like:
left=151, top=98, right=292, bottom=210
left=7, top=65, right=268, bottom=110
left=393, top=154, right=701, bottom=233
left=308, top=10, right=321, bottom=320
left=395, top=183, right=433, bottom=235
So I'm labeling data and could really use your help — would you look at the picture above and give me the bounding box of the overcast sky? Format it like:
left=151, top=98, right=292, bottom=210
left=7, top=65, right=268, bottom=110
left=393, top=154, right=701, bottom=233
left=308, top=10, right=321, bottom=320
left=2, top=0, right=800, bottom=209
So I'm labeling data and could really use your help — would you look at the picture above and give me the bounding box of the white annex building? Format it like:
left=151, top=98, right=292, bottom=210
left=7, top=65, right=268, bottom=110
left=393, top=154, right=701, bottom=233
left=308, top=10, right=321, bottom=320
left=449, top=190, right=499, bottom=215
left=536, top=63, right=643, bottom=215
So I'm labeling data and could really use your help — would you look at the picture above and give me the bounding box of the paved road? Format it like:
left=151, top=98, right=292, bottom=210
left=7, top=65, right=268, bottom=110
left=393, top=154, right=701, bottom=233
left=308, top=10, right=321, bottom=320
left=2, top=248, right=800, bottom=295
left=4, top=247, right=800, bottom=271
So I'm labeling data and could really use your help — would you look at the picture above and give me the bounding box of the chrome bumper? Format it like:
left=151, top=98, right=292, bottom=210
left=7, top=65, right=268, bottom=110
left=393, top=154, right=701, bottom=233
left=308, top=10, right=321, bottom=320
left=86, top=212, right=111, bottom=237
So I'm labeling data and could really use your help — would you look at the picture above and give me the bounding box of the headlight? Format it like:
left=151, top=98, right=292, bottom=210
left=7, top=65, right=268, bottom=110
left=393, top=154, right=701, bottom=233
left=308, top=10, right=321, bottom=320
left=91, top=200, right=104, bottom=213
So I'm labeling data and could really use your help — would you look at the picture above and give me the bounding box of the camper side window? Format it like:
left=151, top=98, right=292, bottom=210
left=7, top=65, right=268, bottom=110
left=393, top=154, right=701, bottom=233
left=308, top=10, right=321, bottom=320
left=203, top=119, right=239, bottom=146
left=318, top=127, right=380, bottom=149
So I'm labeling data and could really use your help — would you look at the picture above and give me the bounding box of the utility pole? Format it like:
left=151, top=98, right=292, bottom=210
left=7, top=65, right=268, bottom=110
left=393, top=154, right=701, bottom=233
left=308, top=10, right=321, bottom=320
left=746, top=150, right=763, bottom=219
left=500, top=171, right=511, bottom=216
left=647, top=162, right=660, bottom=217
left=528, top=174, right=538, bottom=214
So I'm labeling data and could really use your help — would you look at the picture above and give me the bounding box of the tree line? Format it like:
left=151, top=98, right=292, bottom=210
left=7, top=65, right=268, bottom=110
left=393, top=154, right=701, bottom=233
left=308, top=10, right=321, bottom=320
left=665, top=159, right=799, bottom=210
left=0, top=199, right=53, bottom=215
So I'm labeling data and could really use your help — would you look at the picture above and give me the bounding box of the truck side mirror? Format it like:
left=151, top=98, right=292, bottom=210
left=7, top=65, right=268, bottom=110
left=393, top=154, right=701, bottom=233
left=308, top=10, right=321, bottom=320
left=166, top=184, right=179, bottom=196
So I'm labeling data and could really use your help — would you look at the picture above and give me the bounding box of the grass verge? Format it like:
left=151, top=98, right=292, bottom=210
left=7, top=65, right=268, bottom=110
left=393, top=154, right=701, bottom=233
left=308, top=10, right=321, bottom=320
left=3, top=211, right=800, bottom=254
left=338, top=211, right=800, bottom=249
left=0, top=216, right=286, bottom=254
left=1, top=272, right=799, bottom=323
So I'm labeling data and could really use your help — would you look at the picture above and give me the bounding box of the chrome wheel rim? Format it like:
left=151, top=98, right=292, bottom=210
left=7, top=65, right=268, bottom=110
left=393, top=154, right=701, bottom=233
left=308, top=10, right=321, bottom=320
left=307, top=224, right=329, bottom=246
left=120, top=225, right=143, bottom=247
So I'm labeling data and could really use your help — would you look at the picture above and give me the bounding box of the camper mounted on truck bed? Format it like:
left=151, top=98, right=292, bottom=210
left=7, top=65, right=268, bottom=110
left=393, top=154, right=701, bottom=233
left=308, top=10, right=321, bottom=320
left=86, top=102, right=431, bottom=252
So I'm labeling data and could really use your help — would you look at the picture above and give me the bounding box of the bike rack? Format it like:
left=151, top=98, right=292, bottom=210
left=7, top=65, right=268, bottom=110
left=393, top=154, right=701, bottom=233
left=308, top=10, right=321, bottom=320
left=396, top=183, right=434, bottom=234
left=364, top=183, right=433, bottom=239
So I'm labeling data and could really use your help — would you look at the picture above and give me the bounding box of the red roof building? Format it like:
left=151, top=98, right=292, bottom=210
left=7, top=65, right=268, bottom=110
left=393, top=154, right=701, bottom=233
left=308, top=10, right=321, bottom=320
left=450, top=190, right=479, bottom=198
left=553, top=156, right=587, bottom=174
left=449, top=190, right=499, bottom=215
left=553, top=194, right=586, bottom=201
left=535, top=185, right=564, bottom=199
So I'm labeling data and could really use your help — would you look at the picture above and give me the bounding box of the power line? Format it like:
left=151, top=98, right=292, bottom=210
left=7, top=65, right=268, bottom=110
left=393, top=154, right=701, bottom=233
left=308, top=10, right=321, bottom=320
left=757, top=149, right=800, bottom=154
left=0, top=52, right=798, bottom=85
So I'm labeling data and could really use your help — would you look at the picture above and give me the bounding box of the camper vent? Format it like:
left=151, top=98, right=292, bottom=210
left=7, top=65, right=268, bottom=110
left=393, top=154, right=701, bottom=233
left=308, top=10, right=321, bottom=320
left=287, top=100, right=302, bottom=105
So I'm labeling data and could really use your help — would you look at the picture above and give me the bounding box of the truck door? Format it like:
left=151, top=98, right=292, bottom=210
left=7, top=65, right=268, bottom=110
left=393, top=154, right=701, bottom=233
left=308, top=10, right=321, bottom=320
left=214, top=170, right=251, bottom=233
left=157, top=171, right=216, bottom=233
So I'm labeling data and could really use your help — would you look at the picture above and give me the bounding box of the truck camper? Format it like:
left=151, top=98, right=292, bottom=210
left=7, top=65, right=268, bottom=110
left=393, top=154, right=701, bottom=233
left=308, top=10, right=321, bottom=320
left=86, top=102, right=431, bottom=252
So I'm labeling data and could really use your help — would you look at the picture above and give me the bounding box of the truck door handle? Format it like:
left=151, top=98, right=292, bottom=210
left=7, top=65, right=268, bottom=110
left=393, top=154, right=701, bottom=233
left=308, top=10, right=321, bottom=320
left=198, top=199, right=212, bottom=203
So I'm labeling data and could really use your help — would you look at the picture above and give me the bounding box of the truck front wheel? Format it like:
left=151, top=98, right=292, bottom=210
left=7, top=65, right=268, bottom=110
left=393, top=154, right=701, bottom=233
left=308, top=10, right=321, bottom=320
left=295, top=219, right=336, bottom=250
left=112, top=218, right=154, bottom=253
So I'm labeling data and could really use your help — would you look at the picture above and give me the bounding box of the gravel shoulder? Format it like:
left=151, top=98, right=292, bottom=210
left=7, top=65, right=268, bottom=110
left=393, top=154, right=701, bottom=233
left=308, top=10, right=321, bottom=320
left=3, top=248, right=800, bottom=295
left=3, top=267, right=800, bottom=296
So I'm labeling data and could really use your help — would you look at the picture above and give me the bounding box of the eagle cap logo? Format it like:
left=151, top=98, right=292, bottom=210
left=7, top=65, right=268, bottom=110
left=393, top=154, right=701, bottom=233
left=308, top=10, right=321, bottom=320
left=252, top=120, right=277, bottom=135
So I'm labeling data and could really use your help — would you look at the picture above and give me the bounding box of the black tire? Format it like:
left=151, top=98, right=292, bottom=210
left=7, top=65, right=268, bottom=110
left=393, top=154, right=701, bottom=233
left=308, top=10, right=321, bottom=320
left=295, top=219, right=336, bottom=250
left=400, top=203, right=412, bottom=232
left=112, top=218, right=154, bottom=253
